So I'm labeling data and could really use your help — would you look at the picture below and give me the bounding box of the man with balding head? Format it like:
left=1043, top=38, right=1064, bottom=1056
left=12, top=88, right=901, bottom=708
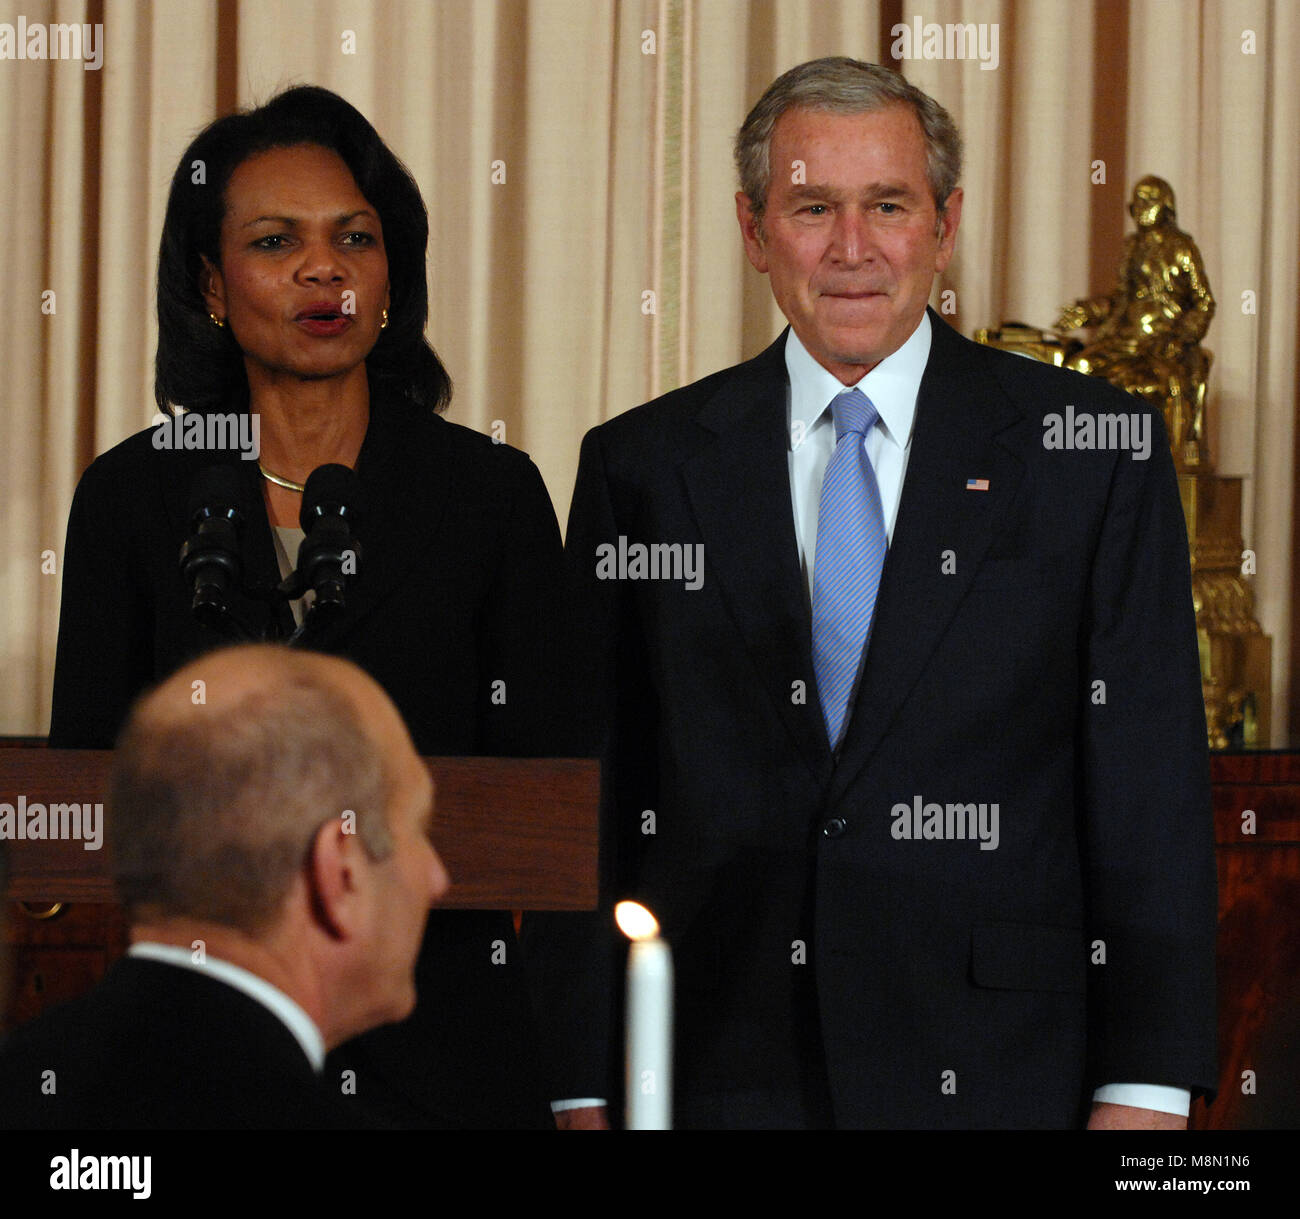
left=0, top=644, right=448, bottom=1129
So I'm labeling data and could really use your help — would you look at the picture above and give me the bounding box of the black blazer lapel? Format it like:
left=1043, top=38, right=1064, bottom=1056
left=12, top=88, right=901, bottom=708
left=829, top=313, right=1028, bottom=802
left=680, top=333, right=835, bottom=786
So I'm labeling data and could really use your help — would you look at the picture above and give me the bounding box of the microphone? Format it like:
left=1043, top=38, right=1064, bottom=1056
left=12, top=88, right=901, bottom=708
left=293, top=463, right=362, bottom=618
left=179, top=465, right=247, bottom=635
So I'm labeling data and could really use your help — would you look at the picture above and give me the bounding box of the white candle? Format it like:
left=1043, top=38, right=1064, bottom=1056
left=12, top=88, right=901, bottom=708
left=616, top=900, right=673, bottom=1130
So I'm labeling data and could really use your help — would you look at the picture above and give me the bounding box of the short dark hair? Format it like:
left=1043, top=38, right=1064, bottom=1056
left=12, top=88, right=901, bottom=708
left=155, top=85, right=451, bottom=416
left=109, top=651, right=394, bottom=934
left=735, top=57, right=962, bottom=224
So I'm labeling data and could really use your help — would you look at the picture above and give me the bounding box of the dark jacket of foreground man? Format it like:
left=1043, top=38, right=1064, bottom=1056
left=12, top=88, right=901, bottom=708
left=0, top=959, right=348, bottom=1129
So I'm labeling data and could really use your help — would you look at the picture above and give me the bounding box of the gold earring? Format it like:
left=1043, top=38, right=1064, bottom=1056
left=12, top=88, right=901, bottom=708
left=209, top=313, right=226, bottom=329
left=380, top=307, right=389, bottom=330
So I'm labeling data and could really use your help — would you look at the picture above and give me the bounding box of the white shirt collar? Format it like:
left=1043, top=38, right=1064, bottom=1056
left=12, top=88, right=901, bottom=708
left=128, top=941, right=326, bottom=1072
left=785, top=311, right=932, bottom=450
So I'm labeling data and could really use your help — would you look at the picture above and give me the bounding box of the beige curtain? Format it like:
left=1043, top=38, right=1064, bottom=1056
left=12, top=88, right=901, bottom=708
left=3, top=0, right=1296, bottom=743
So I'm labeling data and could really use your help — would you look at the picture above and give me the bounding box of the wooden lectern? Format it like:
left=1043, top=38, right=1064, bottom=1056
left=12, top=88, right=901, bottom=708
left=1, top=746, right=599, bottom=1030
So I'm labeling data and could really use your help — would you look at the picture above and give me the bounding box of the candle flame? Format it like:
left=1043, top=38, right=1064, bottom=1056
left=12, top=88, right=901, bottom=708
left=615, top=900, right=660, bottom=940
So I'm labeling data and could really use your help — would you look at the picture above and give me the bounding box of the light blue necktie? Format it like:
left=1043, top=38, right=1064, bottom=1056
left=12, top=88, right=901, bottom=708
left=811, top=388, right=888, bottom=750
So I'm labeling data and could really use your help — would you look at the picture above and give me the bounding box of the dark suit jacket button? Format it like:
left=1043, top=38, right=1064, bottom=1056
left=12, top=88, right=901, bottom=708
left=822, top=817, right=848, bottom=838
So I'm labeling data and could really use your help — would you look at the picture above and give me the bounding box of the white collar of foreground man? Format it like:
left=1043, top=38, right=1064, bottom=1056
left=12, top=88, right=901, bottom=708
left=128, top=941, right=325, bottom=1072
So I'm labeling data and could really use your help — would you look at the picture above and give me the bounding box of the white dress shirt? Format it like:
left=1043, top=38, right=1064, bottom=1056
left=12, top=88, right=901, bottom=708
left=271, top=524, right=311, bottom=626
left=129, top=941, right=325, bottom=1072
left=783, top=316, right=1188, bottom=1119
left=786, top=309, right=930, bottom=605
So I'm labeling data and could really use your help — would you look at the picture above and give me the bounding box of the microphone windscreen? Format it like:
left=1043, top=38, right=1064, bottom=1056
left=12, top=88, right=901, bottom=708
left=300, top=463, right=361, bottom=531
left=188, top=463, right=247, bottom=523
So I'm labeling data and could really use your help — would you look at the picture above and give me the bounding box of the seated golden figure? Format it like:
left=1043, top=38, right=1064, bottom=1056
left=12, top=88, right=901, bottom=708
left=1056, top=176, right=1215, bottom=469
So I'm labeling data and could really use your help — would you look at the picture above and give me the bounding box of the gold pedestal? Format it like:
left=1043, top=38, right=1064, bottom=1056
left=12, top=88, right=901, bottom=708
left=1181, top=472, right=1271, bottom=749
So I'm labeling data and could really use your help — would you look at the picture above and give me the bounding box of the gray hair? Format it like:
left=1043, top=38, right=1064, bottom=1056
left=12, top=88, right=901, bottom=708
left=734, top=57, right=963, bottom=222
left=110, top=659, right=394, bottom=934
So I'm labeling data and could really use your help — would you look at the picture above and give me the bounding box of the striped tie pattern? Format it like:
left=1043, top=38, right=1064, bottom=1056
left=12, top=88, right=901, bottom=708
left=811, top=388, right=888, bottom=750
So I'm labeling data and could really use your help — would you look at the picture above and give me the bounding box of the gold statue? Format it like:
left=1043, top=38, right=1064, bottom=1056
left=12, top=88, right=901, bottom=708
left=1055, top=176, right=1215, bottom=470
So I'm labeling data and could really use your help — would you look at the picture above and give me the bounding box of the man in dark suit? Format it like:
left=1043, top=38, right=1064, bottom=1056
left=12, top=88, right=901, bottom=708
left=543, top=58, right=1216, bottom=1129
left=0, top=644, right=448, bottom=1128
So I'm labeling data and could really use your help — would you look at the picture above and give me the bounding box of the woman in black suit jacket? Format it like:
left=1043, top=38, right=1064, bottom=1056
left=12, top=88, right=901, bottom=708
left=49, top=86, right=561, bottom=1128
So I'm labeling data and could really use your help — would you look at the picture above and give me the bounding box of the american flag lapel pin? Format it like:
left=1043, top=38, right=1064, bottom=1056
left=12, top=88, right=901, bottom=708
left=966, top=478, right=990, bottom=491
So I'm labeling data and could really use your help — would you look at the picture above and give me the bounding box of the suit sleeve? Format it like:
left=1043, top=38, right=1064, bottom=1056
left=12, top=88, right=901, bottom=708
left=520, top=427, right=639, bottom=1106
left=473, top=452, right=570, bottom=758
left=1078, top=402, right=1218, bottom=1097
left=49, top=457, right=154, bottom=748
